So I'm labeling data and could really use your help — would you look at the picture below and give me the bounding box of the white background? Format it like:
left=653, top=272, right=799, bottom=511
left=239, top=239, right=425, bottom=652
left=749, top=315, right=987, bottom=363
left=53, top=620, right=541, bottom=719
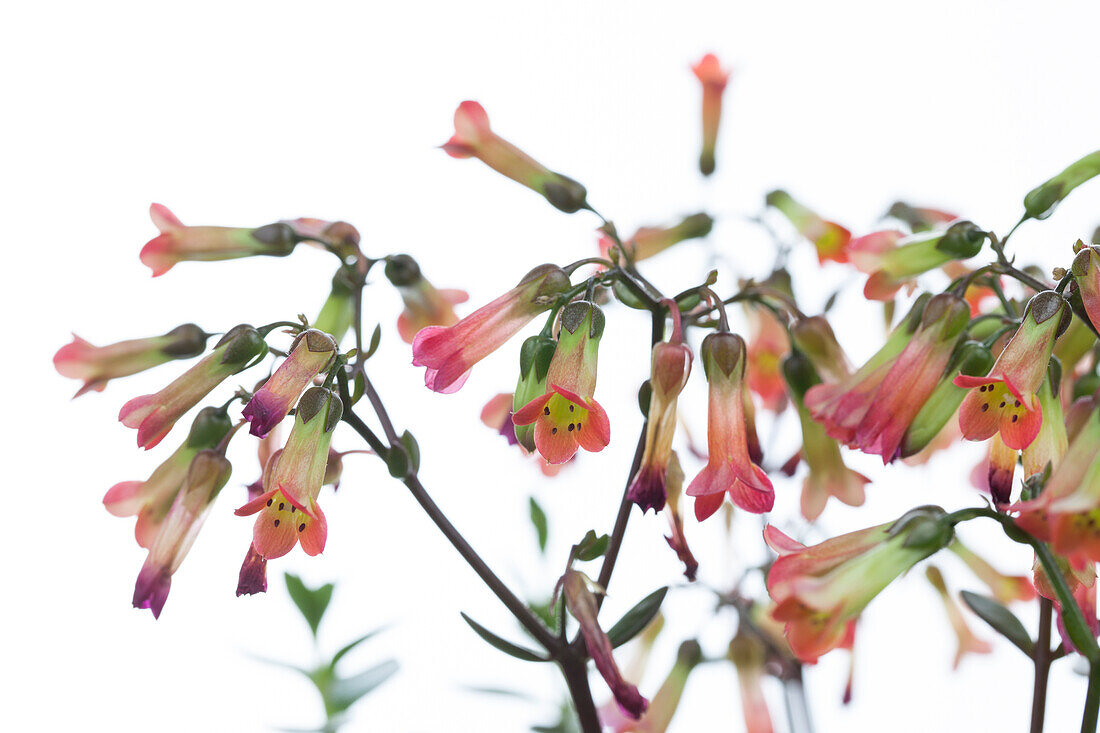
left=5, top=1, right=1100, bottom=731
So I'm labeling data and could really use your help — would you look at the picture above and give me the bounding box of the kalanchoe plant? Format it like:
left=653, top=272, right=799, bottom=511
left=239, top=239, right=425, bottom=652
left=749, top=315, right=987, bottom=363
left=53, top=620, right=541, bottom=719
left=52, top=56, right=1100, bottom=733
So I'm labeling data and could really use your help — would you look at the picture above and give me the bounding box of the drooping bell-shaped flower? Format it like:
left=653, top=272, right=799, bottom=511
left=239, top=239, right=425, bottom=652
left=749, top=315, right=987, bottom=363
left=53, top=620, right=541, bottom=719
left=235, top=387, right=342, bottom=559
left=687, top=332, right=774, bottom=519
left=133, top=449, right=233, bottom=618
left=510, top=331, right=558, bottom=452
left=561, top=569, right=649, bottom=720
left=441, top=101, right=588, bottom=213
left=729, top=631, right=776, bottom=733
left=105, top=406, right=233, bottom=548
left=765, top=506, right=955, bottom=662
left=782, top=350, right=869, bottom=521
left=140, top=204, right=299, bottom=276
left=55, top=323, right=209, bottom=398
left=691, top=54, right=731, bottom=176
left=313, top=267, right=358, bottom=344
left=513, top=301, right=611, bottom=464
left=119, top=324, right=267, bottom=449
left=955, top=291, right=1071, bottom=450
left=602, top=640, right=702, bottom=733
left=412, top=264, right=570, bottom=393
left=1023, top=150, right=1100, bottom=220
left=924, top=565, right=992, bottom=669
left=948, top=540, right=1036, bottom=605
left=383, top=254, right=469, bottom=344
left=849, top=221, right=986, bottom=301
left=745, top=304, right=790, bottom=411
left=1014, top=405, right=1100, bottom=565
left=627, top=308, right=693, bottom=513
left=765, top=189, right=852, bottom=263
left=600, top=213, right=715, bottom=264
left=242, top=329, right=337, bottom=438
left=899, top=341, right=994, bottom=459
left=885, top=201, right=959, bottom=232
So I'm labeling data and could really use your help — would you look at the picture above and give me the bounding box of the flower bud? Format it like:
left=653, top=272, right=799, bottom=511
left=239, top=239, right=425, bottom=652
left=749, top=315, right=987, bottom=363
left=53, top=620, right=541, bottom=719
left=512, top=332, right=558, bottom=451
left=243, top=329, right=337, bottom=438
left=691, top=54, right=731, bottom=176
left=766, top=189, right=851, bottom=263
left=1024, top=150, right=1100, bottom=220
left=313, top=267, right=357, bottom=344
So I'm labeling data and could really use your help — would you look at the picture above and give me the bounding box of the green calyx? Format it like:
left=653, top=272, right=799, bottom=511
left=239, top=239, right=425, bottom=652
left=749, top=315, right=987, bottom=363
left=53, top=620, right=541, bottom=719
left=185, top=406, right=234, bottom=449
left=215, top=324, right=267, bottom=368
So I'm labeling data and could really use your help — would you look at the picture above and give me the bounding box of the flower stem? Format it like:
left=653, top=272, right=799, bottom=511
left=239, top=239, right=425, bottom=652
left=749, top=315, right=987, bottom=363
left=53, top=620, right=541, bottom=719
left=1031, top=598, right=1053, bottom=733
left=1084, top=662, right=1100, bottom=733
left=559, top=654, right=601, bottom=733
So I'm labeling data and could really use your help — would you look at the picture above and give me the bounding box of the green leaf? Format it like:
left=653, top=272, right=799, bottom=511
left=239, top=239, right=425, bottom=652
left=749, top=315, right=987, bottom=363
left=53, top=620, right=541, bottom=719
left=325, top=659, right=399, bottom=714
left=573, top=530, right=610, bottom=562
left=351, top=371, right=366, bottom=406
left=329, top=627, right=386, bottom=671
left=285, top=573, right=335, bottom=638
left=364, top=325, right=383, bottom=359
left=960, top=590, right=1034, bottom=656
left=606, top=587, right=668, bottom=648
left=460, top=612, right=549, bottom=662
left=529, top=497, right=548, bottom=553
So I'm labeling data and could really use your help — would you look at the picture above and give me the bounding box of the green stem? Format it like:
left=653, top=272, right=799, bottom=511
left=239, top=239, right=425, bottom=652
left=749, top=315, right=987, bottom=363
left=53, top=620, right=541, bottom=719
left=1084, top=663, right=1100, bottom=733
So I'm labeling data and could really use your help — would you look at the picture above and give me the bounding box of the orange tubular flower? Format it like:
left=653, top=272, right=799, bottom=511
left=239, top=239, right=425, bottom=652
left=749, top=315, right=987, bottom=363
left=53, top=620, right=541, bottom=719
left=765, top=189, right=852, bottom=263
left=687, top=332, right=773, bottom=519
left=949, top=540, right=1036, bottom=605
left=441, top=101, right=588, bottom=213
left=627, top=308, right=693, bottom=513
left=54, top=323, right=208, bottom=398
left=765, top=506, right=954, bottom=662
left=384, top=255, right=469, bottom=344
left=513, top=301, right=611, bottom=464
left=691, top=53, right=731, bottom=176
left=745, top=305, right=790, bottom=411
left=235, top=387, right=342, bottom=559
left=925, top=565, right=992, bottom=669
left=955, top=291, right=1071, bottom=450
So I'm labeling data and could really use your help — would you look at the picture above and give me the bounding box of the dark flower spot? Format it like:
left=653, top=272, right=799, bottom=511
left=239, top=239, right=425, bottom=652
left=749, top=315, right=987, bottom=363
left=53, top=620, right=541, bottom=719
left=290, top=506, right=296, bottom=513
left=278, top=502, right=284, bottom=511
left=552, top=427, right=558, bottom=434
left=569, top=405, right=574, bottom=412
left=568, top=423, right=575, bottom=431
left=981, top=404, right=989, bottom=412
left=999, top=402, right=1006, bottom=408
left=266, top=499, right=273, bottom=507
left=274, top=519, right=280, bottom=527
left=298, top=523, right=306, bottom=532
left=544, top=406, right=550, bottom=416
left=1012, top=415, right=1019, bottom=422
left=979, top=385, right=987, bottom=392
left=1015, top=400, right=1021, bottom=407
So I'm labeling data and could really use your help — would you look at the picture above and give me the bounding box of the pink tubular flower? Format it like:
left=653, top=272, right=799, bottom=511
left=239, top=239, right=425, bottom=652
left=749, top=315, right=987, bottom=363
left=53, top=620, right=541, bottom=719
left=104, top=407, right=232, bottom=548
left=729, top=632, right=775, bottom=733
left=783, top=351, right=869, bottom=521
left=886, top=201, right=959, bottom=232
left=765, top=506, right=954, bottom=662
left=955, top=291, right=1071, bottom=450
left=687, top=332, right=774, bottom=519
left=849, top=293, right=971, bottom=462
left=412, top=263, right=570, bottom=393
left=383, top=254, right=469, bottom=344
left=805, top=295, right=928, bottom=447
left=663, top=453, right=699, bottom=581
left=441, top=101, right=588, bottom=213
left=848, top=222, right=986, bottom=302
left=562, top=569, right=649, bottom=720
left=602, top=640, right=703, bottom=733
left=513, top=301, right=611, bottom=464
left=925, top=565, right=992, bottom=669
left=765, top=189, right=852, bottom=263
left=1032, top=556, right=1098, bottom=653
left=745, top=305, right=790, bottom=411
left=235, top=387, right=342, bottom=559
left=133, top=449, right=233, bottom=618
left=242, top=329, right=337, bottom=438
left=140, top=204, right=299, bottom=277
left=949, top=540, right=1036, bottom=605
left=789, top=315, right=852, bottom=385
left=691, top=54, right=731, bottom=176
left=628, top=308, right=693, bottom=513
left=54, top=324, right=208, bottom=398
left=119, top=324, right=267, bottom=449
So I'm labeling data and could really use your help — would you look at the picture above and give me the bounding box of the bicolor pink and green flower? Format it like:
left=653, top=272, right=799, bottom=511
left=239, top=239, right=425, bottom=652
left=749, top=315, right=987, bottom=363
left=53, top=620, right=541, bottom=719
left=242, top=329, right=337, bottom=438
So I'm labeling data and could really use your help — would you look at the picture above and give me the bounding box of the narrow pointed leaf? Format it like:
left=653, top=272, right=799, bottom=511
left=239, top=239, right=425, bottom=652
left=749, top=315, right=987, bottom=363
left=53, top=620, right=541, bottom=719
left=285, top=573, right=334, bottom=638
left=529, top=497, right=549, bottom=553
left=460, top=612, right=549, bottom=662
left=606, top=586, right=668, bottom=649
left=326, top=659, right=399, bottom=713
left=330, top=627, right=387, bottom=671
left=960, top=590, right=1034, bottom=656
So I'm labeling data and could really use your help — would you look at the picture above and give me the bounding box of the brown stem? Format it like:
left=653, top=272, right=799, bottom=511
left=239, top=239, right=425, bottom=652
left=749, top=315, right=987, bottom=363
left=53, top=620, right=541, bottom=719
left=1031, top=597, right=1054, bottom=733
left=559, top=654, right=601, bottom=733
